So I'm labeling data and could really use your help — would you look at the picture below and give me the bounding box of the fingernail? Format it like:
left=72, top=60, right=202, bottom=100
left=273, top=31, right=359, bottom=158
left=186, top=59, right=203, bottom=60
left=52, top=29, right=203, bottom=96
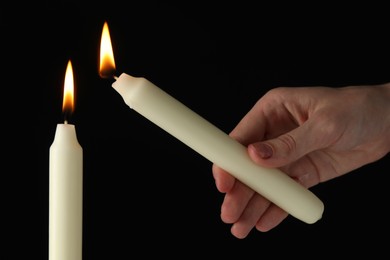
left=251, top=143, right=273, bottom=159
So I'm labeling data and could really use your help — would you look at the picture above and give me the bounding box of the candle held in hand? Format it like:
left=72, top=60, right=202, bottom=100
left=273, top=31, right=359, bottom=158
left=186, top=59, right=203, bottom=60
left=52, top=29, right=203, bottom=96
left=49, top=60, right=83, bottom=260
left=99, top=22, right=324, bottom=224
left=112, top=74, right=324, bottom=224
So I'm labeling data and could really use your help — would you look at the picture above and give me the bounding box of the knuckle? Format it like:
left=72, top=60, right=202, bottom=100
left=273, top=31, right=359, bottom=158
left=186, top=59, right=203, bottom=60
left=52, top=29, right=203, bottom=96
left=278, top=133, right=297, bottom=155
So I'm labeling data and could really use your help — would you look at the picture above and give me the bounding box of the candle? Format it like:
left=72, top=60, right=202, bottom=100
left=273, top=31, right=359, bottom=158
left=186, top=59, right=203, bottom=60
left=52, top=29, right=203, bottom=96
left=49, top=60, right=83, bottom=260
left=99, top=22, right=324, bottom=224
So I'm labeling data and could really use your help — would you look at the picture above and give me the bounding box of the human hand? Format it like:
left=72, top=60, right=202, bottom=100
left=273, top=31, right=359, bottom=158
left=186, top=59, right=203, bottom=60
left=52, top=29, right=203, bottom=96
left=212, top=83, right=390, bottom=238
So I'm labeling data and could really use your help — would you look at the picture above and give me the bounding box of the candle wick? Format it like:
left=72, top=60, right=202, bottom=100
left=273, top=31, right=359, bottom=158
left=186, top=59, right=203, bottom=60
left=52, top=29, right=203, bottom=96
left=113, top=75, right=118, bottom=80
left=64, top=120, right=68, bottom=124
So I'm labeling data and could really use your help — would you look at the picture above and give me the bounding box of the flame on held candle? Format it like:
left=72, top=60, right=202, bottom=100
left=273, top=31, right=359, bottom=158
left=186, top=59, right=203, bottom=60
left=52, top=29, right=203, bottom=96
left=62, top=60, right=75, bottom=123
left=99, top=21, right=116, bottom=78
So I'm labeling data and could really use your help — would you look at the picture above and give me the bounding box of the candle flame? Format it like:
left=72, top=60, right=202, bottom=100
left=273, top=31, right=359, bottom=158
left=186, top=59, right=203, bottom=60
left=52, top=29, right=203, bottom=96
left=62, top=60, right=75, bottom=120
left=99, top=21, right=116, bottom=78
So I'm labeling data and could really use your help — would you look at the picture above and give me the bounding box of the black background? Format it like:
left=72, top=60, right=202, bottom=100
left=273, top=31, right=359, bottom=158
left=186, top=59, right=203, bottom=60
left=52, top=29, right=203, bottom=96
left=3, top=2, right=390, bottom=259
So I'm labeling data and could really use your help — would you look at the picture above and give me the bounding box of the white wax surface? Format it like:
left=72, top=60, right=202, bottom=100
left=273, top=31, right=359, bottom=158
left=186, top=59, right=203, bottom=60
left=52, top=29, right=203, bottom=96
left=49, top=123, right=83, bottom=260
left=112, top=73, right=324, bottom=224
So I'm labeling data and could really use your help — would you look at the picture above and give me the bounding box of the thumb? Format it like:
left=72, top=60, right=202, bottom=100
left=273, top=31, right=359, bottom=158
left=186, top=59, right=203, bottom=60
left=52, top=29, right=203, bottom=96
left=248, top=123, right=326, bottom=168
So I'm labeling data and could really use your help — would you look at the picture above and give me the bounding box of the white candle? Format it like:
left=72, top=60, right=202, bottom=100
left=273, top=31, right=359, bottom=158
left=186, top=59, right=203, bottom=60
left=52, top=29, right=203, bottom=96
left=111, top=73, right=324, bottom=224
left=49, top=60, right=83, bottom=260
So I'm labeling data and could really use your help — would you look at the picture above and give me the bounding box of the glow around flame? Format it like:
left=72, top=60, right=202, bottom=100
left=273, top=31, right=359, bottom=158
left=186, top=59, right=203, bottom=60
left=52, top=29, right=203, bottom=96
left=99, top=21, right=116, bottom=78
left=62, top=60, right=74, bottom=115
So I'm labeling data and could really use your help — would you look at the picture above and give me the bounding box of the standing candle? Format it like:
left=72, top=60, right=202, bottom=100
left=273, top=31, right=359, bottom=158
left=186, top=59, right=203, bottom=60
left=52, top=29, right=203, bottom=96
left=49, top=60, right=83, bottom=260
left=99, top=22, right=324, bottom=224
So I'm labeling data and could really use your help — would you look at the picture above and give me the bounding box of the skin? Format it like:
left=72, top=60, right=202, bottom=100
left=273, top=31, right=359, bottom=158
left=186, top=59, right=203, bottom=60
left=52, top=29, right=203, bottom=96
left=212, top=83, right=390, bottom=239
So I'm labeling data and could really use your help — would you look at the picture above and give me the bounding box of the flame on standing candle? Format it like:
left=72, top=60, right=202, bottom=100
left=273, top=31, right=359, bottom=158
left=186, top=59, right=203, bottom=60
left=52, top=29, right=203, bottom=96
left=99, top=21, right=116, bottom=78
left=62, top=60, right=75, bottom=123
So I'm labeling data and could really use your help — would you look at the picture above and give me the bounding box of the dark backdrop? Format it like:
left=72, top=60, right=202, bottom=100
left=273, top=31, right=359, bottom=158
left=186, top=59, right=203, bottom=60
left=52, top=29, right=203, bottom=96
left=3, top=2, right=389, bottom=259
